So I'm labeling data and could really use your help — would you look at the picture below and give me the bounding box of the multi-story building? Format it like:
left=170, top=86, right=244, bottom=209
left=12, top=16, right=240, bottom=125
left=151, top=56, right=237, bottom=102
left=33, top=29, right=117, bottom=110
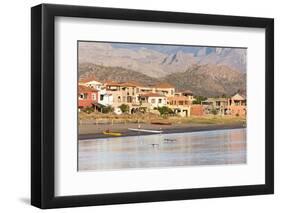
left=153, top=82, right=175, bottom=97
left=227, top=93, right=247, bottom=116
left=201, top=93, right=246, bottom=116
left=201, top=97, right=228, bottom=115
left=105, top=81, right=136, bottom=103
left=78, top=85, right=98, bottom=109
left=79, top=77, right=103, bottom=90
left=174, top=90, right=195, bottom=102
left=139, top=93, right=167, bottom=110
left=78, top=76, right=246, bottom=117
left=167, top=95, right=192, bottom=117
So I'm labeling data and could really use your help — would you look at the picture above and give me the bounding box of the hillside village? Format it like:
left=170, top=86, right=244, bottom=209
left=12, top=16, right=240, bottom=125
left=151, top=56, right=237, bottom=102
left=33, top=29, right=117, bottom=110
left=78, top=76, right=247, bottom=120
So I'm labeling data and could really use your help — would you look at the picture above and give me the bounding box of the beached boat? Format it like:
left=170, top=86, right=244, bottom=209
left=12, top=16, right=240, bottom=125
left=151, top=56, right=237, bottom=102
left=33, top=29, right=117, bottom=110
left=151, top=121, right=172, bottom=125
left=103, top=131, right=122, bottom=136
left=128, top=128, right=163, bottom=133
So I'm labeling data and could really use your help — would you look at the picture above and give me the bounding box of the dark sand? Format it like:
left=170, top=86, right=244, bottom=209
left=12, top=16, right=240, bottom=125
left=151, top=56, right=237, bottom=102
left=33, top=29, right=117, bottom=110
left=79, top=122, right=246, bottom=140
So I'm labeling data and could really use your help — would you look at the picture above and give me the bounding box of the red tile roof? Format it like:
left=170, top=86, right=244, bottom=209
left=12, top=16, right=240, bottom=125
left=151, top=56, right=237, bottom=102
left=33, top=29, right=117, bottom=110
left=104, top=80, right=121, bottom=86
left=105, top=80, right=143, bottom=87
left=125, top=81, right=144, bottom=87
left=80, top=76, right=102, bottom=84
left=78, top=85, right=98, bottom=93
left=181, top=90, right=193, bottom=95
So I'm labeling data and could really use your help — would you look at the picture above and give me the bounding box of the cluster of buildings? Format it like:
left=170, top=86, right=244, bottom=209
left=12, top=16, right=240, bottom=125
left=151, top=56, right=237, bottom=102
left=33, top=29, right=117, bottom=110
left=78, top=76, right=246, bottom=117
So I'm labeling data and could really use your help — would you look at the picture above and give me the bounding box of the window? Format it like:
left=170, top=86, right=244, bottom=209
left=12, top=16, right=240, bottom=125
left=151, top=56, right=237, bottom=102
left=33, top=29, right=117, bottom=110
left=151, top=98, right=155, bottom=103
left=100, top=94, right=104, bottom=101
left=92, top=94, right=96, bottom=100
left=79, top=94, right=84, bottom=99
left=158, top=98, right=162, bottom=104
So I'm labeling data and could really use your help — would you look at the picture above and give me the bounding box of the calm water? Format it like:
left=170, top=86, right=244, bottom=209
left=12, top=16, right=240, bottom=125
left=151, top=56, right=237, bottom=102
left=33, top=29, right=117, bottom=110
left=78, top=128, right=246, bottom=171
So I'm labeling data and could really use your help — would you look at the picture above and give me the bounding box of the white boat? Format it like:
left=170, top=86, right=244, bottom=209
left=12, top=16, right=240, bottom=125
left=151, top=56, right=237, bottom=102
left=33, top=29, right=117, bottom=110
left=128, top=128, right=163, bottom=133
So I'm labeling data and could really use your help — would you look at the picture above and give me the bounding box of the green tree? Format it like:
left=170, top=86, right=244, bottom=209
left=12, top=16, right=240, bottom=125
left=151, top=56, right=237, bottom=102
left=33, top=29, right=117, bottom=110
left=157, top=106, right=174, bottom=116
left=119, top=104, right=130, bottom=113
left=192, top=96, right=207, bottom=104
left=102, top=106, right=114, bottom=113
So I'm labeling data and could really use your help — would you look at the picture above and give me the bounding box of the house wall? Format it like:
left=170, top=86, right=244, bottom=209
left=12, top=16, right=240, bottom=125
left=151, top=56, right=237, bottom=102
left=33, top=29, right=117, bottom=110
left=84, top=80, right=103, bottom=90
left=190, top=105, right=204, bottom=116
left=78, top=91, right=98, bottom=108
left=148, top=97, right=167, bottom=109
left=228, top=106, right=247, bottom=116
left=98, top=89, right=113, bottom=106
left=155, top=88, right=175, bottom=96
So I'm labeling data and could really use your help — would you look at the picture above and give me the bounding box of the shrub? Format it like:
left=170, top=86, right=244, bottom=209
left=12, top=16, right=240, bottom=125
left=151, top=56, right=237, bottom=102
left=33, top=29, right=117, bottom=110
left=119, top=104, right=130, bottom=113
left=192, top=96, right=207, bottom=104
left=102, top=106, right=114, bottom=113
left=157, top=106, right=174, bottom=116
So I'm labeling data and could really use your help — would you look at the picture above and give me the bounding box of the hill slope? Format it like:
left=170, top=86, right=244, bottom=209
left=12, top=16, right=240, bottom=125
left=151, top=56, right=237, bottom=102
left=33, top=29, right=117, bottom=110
left=79, top=63, right=159, bottom=85
left=79, top=63, right=246, bottom=97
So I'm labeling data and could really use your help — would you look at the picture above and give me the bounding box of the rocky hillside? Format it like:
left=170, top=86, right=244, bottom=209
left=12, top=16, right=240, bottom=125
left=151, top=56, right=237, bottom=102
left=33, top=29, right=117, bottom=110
left=79, top=63, right=246, bottom=97
left=162, top=64, right=246, bottom=97
left=79, top=63, right=160, bottom=86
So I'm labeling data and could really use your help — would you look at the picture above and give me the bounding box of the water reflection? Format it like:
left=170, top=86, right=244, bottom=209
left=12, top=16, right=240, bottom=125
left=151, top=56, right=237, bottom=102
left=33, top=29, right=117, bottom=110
left=78, top=128, right=246, bottom=171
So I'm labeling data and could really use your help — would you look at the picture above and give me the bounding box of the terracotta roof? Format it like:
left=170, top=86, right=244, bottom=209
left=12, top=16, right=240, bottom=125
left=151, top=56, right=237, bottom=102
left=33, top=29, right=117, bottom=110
left=119, top=82, right=138, bottom=87
left=79, top=76, right=102, bottom=84
left=231, top=93, right=246, bottom=101
left=104, top=80, right=121, bottom=86
left=126, top=81, right=144, bottom=87
left=78, top=85, right=98, bottom=93
left=105, top=80, right=143, bottom=87
left=140, top=92, right=166, bottom=97
left=232, top=89, right=246, bottom=99
left=154, top=82, right=174, bottom=89
left=181, top=90, right=193, bottom=95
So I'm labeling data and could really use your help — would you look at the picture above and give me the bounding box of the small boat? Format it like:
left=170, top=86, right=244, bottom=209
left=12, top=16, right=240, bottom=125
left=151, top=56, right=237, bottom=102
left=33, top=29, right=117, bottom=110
left=103, top=131, right=122, bottom=136
left=164, top=138, right=177, bottom=142
left=128, top=128, right=163, bottom=133
left=151, top=121, right=172, bottom=125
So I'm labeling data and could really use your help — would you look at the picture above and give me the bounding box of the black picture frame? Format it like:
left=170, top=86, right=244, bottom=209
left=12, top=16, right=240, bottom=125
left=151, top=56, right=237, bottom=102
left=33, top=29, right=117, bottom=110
left=31, top=3, right=274, bottom=209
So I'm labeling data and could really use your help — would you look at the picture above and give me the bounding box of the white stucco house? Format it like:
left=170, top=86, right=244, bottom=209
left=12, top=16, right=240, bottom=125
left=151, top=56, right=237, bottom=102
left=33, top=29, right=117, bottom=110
left=139, top=93, right=167, bottom=109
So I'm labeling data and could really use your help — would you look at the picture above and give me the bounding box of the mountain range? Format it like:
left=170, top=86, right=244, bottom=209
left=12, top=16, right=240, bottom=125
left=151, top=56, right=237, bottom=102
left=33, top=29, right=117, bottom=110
left=78, top=42, right=247, bottom=97
left=79, top=42, right=247, bottom=78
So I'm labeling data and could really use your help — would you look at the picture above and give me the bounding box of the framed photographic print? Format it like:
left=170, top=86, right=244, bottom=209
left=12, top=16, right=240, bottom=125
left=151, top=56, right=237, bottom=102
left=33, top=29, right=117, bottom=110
left=31, top=3, right=274, bottom=209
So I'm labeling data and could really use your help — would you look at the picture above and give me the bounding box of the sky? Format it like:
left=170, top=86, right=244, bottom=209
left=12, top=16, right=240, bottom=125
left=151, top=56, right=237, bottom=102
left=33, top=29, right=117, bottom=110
left=110, top=42, right=245, bottom=55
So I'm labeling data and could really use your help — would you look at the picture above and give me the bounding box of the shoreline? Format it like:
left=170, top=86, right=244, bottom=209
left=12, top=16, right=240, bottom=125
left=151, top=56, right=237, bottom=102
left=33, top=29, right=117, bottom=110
left=79, top=123, right=246, bottom=140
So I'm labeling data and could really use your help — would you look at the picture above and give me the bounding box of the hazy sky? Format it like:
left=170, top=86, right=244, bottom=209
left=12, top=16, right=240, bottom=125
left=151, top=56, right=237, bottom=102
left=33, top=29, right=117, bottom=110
left=109, top=42, right=245, bottom=55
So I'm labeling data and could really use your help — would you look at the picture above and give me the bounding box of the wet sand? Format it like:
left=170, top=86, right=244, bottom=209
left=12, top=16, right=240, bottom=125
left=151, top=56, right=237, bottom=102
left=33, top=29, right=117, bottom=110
left=79, top=122, right=246, bottom=140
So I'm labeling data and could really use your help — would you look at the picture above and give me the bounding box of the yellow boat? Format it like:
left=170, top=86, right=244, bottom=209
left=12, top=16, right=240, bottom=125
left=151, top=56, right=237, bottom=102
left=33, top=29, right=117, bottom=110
left=103, top=131, right=122, bottom=136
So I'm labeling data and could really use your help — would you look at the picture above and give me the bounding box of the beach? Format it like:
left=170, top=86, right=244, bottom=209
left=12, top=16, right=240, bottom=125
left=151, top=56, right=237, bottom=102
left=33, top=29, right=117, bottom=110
left=79, top=122, right=246, bottom=140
